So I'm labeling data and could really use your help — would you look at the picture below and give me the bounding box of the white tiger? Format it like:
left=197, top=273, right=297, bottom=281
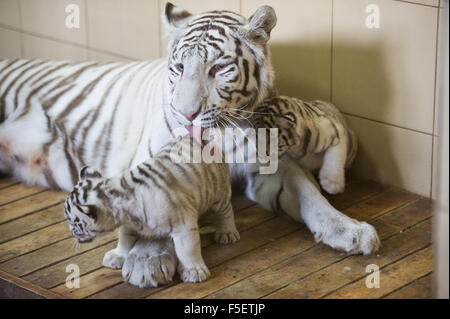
left=0, top=3, right=380, bottom=288
left=64, top=136, right=238, bottom=284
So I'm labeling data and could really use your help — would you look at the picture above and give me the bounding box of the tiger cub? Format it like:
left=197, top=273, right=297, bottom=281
left=64, top=136, right=239, bottom=283
left=253, top=96, right=358, bottom=194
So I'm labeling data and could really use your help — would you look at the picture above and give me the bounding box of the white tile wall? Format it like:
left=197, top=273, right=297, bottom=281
left=0, top=0, right=443, bottom=197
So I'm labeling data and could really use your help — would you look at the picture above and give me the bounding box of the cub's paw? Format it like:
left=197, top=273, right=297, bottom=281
left=319, top=171, right=345, bottom=195
left=214, top=229, right=240, bottom=245
left=102, top=249, right=126, bottom=269
left=179, top=265, right=210, bottom=283
left=122, top=251, right=176, bottom=288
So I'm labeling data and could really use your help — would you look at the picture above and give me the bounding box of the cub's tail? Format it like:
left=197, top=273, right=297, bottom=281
left=345, top=129, right=358, bottom=169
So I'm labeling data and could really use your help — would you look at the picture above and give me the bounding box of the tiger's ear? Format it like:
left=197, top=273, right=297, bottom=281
left=163, top=2, right=193, bottom=36
left=79, top=166, right=102, bottom=180
left=241, top=6, right=277, bottom=45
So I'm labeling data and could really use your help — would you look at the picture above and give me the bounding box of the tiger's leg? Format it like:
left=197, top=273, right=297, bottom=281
left=122, top=236, right=177, bottom=288
left=319, top=128, right=348, bottom=194
left=247, top=156, right=380, bottom=255
left=103, top=226, right=137, bottom=269
left=171, top=222, right=210, bottom=283
left=212, top=200, right=240, bottom=245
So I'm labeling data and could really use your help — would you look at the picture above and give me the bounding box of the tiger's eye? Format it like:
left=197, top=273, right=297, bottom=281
left=175, top=63, right=184, bottom=72
left=209, top=64, right=226, bottom=77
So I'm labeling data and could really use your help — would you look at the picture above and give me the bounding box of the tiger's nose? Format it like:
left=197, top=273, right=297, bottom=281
left=180, top=110, right=200, bottom=121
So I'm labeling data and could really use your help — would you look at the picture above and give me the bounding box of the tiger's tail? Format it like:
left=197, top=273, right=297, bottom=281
left=345, top=129, right=358, bottom=169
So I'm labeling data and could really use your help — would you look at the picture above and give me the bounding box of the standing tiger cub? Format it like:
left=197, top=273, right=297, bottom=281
left=64, top=136, right=239, bottom=283
left=252, top=97, right=358, bottom=195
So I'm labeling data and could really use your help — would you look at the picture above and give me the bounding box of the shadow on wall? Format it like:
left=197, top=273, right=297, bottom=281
left=270, top=42, right=401, bottom=186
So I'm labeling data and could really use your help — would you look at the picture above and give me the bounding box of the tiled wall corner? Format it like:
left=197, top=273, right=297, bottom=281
left=86, top=0, right=160, bottom=60
left=332, top=0, right=438, bottom=134
left=20, top=0, right=87, bottom=46
left=242, top=0, right=333, bottom=101
left=346, top=114, right=433, bottom=196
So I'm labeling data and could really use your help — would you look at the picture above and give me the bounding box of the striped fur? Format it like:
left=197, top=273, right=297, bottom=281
left=253, top=96, right=358, bottom=194
left=64, top=136, right=239, bottom=283
left=0, top=5, right=277, bottom=192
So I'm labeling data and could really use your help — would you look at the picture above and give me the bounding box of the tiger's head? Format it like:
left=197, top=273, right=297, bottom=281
left=64, top=167, right=115, bottom=243
left=163, top=2, right=277, bottom=142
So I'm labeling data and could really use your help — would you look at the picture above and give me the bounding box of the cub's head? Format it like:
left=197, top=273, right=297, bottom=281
left=164, top=2, right=277, bottom=136
left=64, top=167, right=115, bottom=243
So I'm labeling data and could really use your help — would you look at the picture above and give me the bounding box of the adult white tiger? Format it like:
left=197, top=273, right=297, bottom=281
left=0, top=3, right=380, bottom=288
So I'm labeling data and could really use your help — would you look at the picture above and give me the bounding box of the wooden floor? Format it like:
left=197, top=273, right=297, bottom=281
left=0, top=177, right=432, bottom=299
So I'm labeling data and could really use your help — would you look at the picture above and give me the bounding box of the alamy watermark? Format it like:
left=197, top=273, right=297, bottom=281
left=365, top=4, right=380, bottom=29
left=65, top=4, right=80, bottom=29
left=65, top=263, right=80, bottom=289
left=168, top=126, right=279, bottom=174
left=365, top=264, right=380, bottom=288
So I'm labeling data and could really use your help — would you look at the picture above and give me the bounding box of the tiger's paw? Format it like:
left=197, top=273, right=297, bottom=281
left=122, top=250, right=176, bottom=288
left=318, top=220, right=381, bottom=256
left=103, top=248, right=126, bottom=269
left=214, top=228, right=240, bottom=245
left=179, top=265, right=210, bottom=283
left=319, top=170, right=345, bottom=194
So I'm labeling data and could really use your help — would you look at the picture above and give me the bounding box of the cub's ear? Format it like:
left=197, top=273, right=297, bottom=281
left=278, top=114, right=297, bottom=129
left=163, top=2, right=193, bottom=36
left=79, top=166, right=102, bottom=180
left=240, top=5, right=277, bottom=45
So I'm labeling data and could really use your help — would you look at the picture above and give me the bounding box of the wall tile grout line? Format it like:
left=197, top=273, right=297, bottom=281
left=342, top=112, right=435, bottom=136
left=17, top=0, right=24, bottom=58
left=0, top=24, right=136, bottom=61
left=430, top=4, right=441, bottom=198
left=330, top=0, right=334, bottom=103
left=84, top=0, right=90, bottom=58
left=393, top=0, right=441, bottom=8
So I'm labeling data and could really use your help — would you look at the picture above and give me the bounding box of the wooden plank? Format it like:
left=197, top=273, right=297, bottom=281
left=0, top=203, right=65, bottom=244
left=0, top=231, right=118, bottom=277
left=265, top=219, right=431, bottom=298
left=230, top=195, right=256, bottom=212
left=0, top=183, right=46, bottom=206
left=384, top=273, right=432, bottom=299
left=0, top=221, right=70, bottom=263
left=54, top=215, right=301, bottom=298
left=92, top=184, right=413, bottom=299
left=325, top=180, right=387, bottom=211
left=23, top=241, right=117, bottom=289
left=53, top=267, right=122, bottom=298
left=340, top=188, right=418, bottom=221
left=0, top=191, right=67, bottom=224
left=26, top=205, right=273, bottom=290
left=146, top=228, right=314, bottom=299
left=62, top=204, right=280, bottom=299
left=204, top=195, right=426, bottom=299
left=0, top=269, right=65, bottom=299
left=0, top=178, right=17, bottom=190
left=325, top=246, right=432, bottom=299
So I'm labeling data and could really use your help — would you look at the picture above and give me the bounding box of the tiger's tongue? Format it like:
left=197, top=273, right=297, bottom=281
left=185, top=125, right=204, bottom=147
